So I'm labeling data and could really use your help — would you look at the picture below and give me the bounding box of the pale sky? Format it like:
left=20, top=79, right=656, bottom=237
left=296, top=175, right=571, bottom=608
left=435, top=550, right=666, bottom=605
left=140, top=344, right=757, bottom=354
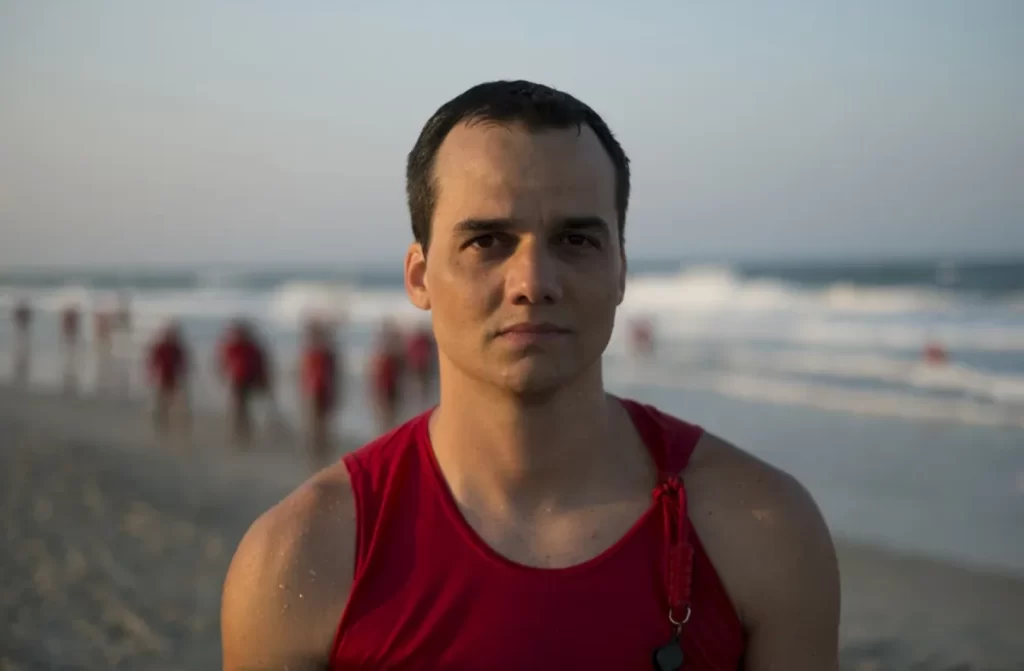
left=1, top=0, right=1022, bottom=268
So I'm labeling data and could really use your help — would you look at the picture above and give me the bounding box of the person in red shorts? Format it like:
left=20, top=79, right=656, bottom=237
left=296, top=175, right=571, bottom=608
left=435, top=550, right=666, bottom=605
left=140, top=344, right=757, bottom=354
left=12, top=299, right=32, bottom=385
left=93, top=307, right=114, bottom=392
left=217, top=319, right=269, bottom=448
left=299, top=318, right=340, bottom=468
left=223, top=80, right=838, bottom=671
left=60, top=303, right=81, bottom=394
left=113, top=291, right=133, bottom=396
left=369, top=319, right=403, bottom=433
left=405, top=323, right=436, bottom=402
left=146, top=321, right=190, bottom=438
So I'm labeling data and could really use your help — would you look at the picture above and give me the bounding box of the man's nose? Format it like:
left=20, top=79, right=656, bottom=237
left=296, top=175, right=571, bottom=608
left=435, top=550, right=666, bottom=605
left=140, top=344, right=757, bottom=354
left=505, top=239, right=563, bottom=306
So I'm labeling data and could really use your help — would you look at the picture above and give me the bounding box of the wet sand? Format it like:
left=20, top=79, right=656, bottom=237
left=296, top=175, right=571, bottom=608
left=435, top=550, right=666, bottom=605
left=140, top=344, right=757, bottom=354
left=1, top=386, right=1023, bottom=670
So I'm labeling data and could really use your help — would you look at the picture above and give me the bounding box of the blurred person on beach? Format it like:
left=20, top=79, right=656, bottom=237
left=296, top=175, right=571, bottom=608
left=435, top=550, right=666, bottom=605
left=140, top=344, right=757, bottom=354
left=115, top=291, right=132, bottom=331
left=11, top=299, right=32, bottom=385
left=92, top=307, right=114, bottom=392
left=630, top=316, right=656, bottom=358
left=111, top=291, right=134, bottom=395
left=252, top=327, right=285, bottom=430
left=368, top=319, right=404, bottom=433
left=217, top=319, right=269, bottom=448
left=222, top=81, right=839, bottom=670
left=299, top=318, right=340, bottom=468
left=260, top=337, right=291, bottom=441
left=146, top=321, right=190, bottom=439
left=60, top=303, right=81, bottom=394
left=405, top=322, right=436, bottom=401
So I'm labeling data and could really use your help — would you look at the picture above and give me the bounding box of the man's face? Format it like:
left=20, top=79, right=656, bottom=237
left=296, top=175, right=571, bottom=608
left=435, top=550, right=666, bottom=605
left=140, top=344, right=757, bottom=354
left=404, top=121, right=625, bottom=397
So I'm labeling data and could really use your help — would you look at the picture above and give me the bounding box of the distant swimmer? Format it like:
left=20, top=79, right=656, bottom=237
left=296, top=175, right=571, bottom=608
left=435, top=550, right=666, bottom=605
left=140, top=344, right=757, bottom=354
left=146, top=321, right=190, bottom=439
left=405, top=323, right=436, bottom=401
left=629, top=317, right=655, bottom=358
left=217, top=319, right=269, bottom=448
left=11, top=299, right=32, bottom=385
left=299, top=319, right=340, bottom=468
left=369, top=319, right=404, bottom=433
left=923, top=341, right=949, bottom=366
left=61, top=303, right=81, bottom=394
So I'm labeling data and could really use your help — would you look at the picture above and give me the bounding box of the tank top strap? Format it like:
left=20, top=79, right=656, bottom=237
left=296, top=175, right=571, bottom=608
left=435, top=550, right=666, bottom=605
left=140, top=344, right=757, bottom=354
left=342, top=452, right=374, bottom=574
left=341, top=412, right=434, bottom=579
left=619, top=397, right=704, bottom=477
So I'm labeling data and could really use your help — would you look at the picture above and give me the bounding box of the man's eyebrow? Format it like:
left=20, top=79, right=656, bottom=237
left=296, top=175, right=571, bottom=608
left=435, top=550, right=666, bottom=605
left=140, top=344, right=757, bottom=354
left=452, top=216, right=612, bottom=235
left=559, top=216, right=612, bottom=235
left=452, top=218, right=516, bottom=235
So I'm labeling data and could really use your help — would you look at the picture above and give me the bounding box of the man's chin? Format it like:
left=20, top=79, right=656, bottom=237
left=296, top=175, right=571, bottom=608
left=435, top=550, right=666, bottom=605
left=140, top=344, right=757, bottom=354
left=497, top=366, right=575, bottom=401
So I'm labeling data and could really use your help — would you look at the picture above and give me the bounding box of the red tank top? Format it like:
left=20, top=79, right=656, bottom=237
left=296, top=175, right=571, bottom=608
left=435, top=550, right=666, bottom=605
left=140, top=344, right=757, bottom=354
left=331, top=398, right=745, bottom=670
left=371, top=353, right=399, bottom=395
left=302, top=348, right=336, bottom=396
left=149, top=340, right=186, bottom=386
left=220, top=338, right=265, bottom=388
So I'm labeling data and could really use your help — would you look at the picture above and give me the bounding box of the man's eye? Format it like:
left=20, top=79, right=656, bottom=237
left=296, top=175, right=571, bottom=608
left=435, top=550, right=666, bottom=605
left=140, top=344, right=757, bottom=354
left=470, top=235, right=497, bottom=250
left=562, top=233, right=598, bottom=248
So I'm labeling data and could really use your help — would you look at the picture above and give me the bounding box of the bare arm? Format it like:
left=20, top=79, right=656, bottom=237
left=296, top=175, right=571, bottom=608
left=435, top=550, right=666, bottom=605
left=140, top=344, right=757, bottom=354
left=741, top=473, right=840, bottom=670
left=686, top=435, right=840, bottom=671
left=221, top=469, right=356, bottom=670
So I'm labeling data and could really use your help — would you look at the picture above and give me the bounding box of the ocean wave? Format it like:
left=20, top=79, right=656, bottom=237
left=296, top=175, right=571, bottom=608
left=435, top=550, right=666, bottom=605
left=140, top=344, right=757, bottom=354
left=266, top=282, right=353, bottom=325
left=611, top=317, right=1024, bottom=354
left=613, top=366, right=1024, bottom=430
left=719, top=349, right=1024, bottom=405
left=3, top=266, right=1021, bottom=345
left=786, top=320, right=1024, bottom=354
left=623, top=265, right=960, bottom=315
left=0, top=281, right=427, bottom=329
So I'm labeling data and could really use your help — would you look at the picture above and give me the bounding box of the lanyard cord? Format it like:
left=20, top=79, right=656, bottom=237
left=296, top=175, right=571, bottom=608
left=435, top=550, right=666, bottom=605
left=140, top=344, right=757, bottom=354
left=654, top=475, right=693, bottom=636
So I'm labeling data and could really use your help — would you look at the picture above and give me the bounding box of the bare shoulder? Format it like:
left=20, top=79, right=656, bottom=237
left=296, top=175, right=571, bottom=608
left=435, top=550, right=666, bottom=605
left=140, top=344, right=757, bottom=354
left=221, top=462, right=357, bottom=671
left=685, top=433, right=840, bottom=668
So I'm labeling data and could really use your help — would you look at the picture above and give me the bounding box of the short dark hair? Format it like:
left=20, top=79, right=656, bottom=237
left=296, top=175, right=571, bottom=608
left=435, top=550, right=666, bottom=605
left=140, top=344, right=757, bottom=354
left=405, top=80, right=631, bottom=251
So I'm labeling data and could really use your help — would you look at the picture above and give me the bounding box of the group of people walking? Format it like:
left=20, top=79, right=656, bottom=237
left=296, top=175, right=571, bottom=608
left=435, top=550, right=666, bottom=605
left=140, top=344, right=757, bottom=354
left=9, top=299, right=436, bottom=468
left=143, top=315, right=436, bottom=466
left=10, top=296, right=133, bottom=394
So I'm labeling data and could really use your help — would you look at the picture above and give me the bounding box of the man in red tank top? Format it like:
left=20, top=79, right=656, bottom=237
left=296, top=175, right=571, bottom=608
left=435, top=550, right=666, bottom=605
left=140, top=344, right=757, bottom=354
left=222, top=81, right=840, bottom=670
left=405, top=323, right=436, bottom=401
left=217, top=319, right=269, bottom=448
left=368, top=318, right=405, bottom=434
left=300, top=318, right=340, bottom=468
left=146, top=321, right=190, bottom=439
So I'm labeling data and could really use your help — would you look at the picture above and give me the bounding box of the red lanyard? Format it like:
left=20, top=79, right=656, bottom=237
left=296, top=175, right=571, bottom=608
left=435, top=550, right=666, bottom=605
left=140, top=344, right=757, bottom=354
left=654, top=475, right=693, bottom=636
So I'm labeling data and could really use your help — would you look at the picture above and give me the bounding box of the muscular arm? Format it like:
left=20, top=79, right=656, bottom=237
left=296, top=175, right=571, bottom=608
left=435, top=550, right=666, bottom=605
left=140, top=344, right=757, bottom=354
left=741, top=472, right=840, bottom=670
left=687, top=435, right=840, bottom=671
left=221, top=468, right=356, bottom=671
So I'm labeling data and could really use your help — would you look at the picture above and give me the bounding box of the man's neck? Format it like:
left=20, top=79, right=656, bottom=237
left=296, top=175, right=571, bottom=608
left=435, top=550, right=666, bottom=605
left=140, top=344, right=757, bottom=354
left=429, top=366, right=650, bottom=517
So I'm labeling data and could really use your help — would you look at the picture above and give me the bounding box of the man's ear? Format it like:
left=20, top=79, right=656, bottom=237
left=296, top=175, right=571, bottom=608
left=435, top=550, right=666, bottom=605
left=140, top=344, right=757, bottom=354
left=405, top=242, right=431, bottom=311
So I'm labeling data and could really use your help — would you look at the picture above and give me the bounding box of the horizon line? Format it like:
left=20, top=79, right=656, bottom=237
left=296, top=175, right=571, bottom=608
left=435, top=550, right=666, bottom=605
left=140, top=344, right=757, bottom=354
left=3, top=252, right=1024, bottom=275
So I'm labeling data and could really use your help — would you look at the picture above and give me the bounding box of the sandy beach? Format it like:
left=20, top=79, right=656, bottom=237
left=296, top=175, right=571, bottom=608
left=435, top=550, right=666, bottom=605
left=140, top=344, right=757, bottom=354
left=2, top=385, right=1023, bottom=670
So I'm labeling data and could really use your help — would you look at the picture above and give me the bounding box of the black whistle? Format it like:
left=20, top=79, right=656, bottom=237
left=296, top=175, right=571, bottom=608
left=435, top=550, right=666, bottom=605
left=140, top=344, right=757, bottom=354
left=652, top=640, right=684, bottom=670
